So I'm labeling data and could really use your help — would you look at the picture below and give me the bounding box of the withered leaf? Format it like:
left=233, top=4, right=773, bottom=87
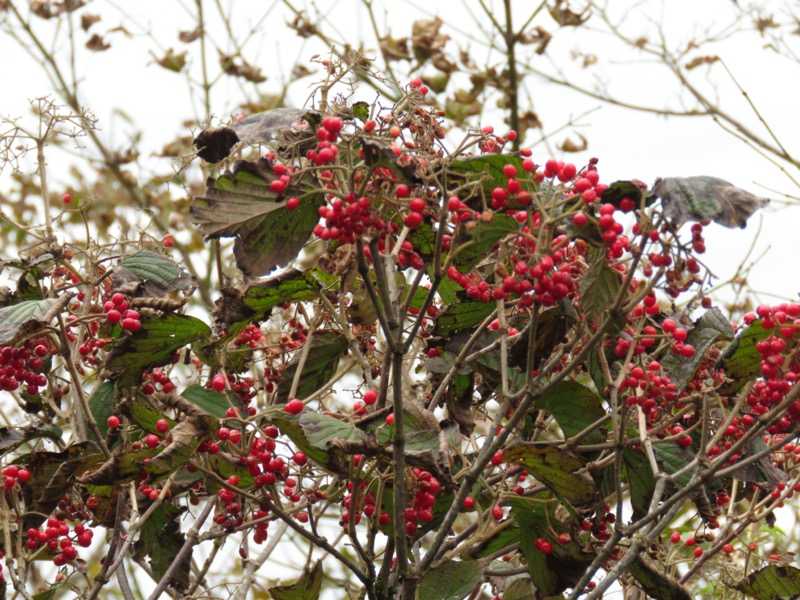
left=178, top=26, right=203, bottom=43
left=411, top=17, right=449, bottom=61
left=548, top=0, right=591, bottom=27
left=85, top=33, right=110, bottom=51
left=80, top=13, right=100, bottom=31
left=193, top=127, right=239, bottom=163
left=232, top=107, right=318, bottom=144
left=153, top=48, right=187, bottom=73
left=651, top=176, right=770, bottom=229
left=219, top=52, right=267, bottom=83
left=190, top=158, right=325, bottom=277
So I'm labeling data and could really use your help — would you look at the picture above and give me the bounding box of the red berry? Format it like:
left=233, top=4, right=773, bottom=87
left=106, top=310, right=122, bottom=324
left=107, top=416, right=120, bottom=429
left=286, top=197, right=300, bottom=210
left=155, top=419, right=169, bottom=434
left=144, top=434, right=160, bottom=448
left=462, top=496, right=475, bottom=510
left=285, top=399, right=304, bottom=414
left=16, top=468, right=30, bottom=483
left=572, top=212, right=587, bottom=227
left=363, top=389, right=378, bottom=405
left=670, top=531, right=681, bottom=543
left=396, top=184, right=410, bottom=198
left=490, top=451, right=504, bottom=466
left=539, top=541, right=553, bottom=554
left=293, top=451, right=308, bottom=466
left=403, top=212, right=423, bottom=229
left=269, top=179, right=287, bottom=194
left=491, top=505, right=504, bottom=520
left=211, top=374, right=227, bottom=392
left=62, top=193, right=71, bottom=204
left=557, top=533, right=571, bottom=545
left=409, top=198, right=425, bottom=213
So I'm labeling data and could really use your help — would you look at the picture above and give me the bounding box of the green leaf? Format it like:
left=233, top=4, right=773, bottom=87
left=629, top=555, right=692, bottom=600
left=87, top=382, right=116, bottom=443
left=732, top=565, right=800, bottom=599
left=718, top=320, right=772, bottom=395
left=0, top=425, right=62, bottom=451
left=271, top=416, right=344, bottom=474
left=23, top=442, right=105, bottom=531
left=408, top=221, right=437, bottom=259
left=432, top=301, right=495, bottom=337
left=419, top=560, right=485, bottom=600
left=661, top=307, right=734, bottom=393
left=134, top=504, right=190, bottom=589
left=623, top=449, right=656, bottom=519
left=578, top=247, right=622, bottom=323
left=533, top=381, right=607, bottom=445
left=451, top=214, right=520, bottom=271
left=104, top=313, right=211, bottom=385
left=504, top=443, right=597, bottom=505
left=0, top=298, right=64, bottom=344
left=181, top=384, right=239, bottom=419
left=502, top=578, right=536, bottom=600
left=651, top=176, right=769, bottom=229
left=118, top=250, right=193, bottom=293
left=651, top=443, right=694, bottom=489
left=466, top=525, right=520, bottom=559
left=599, top=180, right=646, bottom=209
left=449, top=155, right=533, bottom=207
left=32, top=590, right=57, bottom=600
left=299, top=412, right=365, bottom=448
left=269, top=561, right=324, bottom=600
left=213, top=268, right=321, bottom=336
left=190, top=158, right=325, bottom=277
left=351, top=101, right=370, bottom=122
left=511, top=495, right=593, bottom=596
left=276, top=331, right=348, bottom=403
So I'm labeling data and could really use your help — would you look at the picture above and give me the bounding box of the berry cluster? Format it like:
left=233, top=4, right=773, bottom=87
left=403, top=469, right=441, bottom=537
left=25, top=517, right=93, bottom=566
left=314, top=193, right=387, bottom=245
left=2, top=464, right=31, bottom=490
left=0, top=340, right=50, bottom=395
left=103, top=293, right=141, bottom=331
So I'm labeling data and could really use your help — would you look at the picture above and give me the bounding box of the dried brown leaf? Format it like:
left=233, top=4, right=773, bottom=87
left=80, top=13, right=100, bottom=31
left=85, top=33, right=110, bottom=52
left=179, top=26, right=203, bottom=43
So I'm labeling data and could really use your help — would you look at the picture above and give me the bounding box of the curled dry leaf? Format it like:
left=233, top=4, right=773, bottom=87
left=85, top=33, right=110, bottom=52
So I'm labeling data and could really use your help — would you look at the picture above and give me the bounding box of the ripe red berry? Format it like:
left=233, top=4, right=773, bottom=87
left=491, top=505, right=504, bottom=520
left=211, top=374, right=227, bottom=392
left=462, top=496, right=475, bottom=510
left=106, top=310, right=122, bottom=324
left=286, top=197, right=300, bottom=210
left=409, top=198, right=425, bottom=213
left=144, top=434, right=160, bottom=448
left=403, top=212, right=423, bottom=229
left=363, top=389, right=378, bottom=405
left=155, top=419, right=169, bottom=433
left=62, top=193, right=71, bottom=204
left=539, top=541, right=553, bottom=554
left=557, top=533, right=571, bottom=545
left=395, top=184, right=410, bottom=198
left=16, top=468, right=31, bottom=483
left=670, top=531, right=681, bottom=544
left=293, top=451, right=308, bottom=466
left=107, top=415, right=120, bottom=429
left=285, top=399, right=304, bottom=414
